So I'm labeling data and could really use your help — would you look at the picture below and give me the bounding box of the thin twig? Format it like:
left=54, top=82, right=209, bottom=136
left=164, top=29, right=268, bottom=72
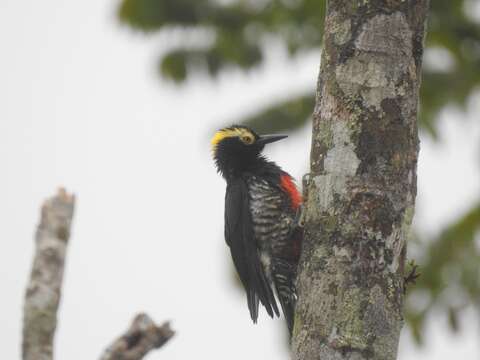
left=99, top=313, right=175, bottom=360
left=22, top=188, right=75, bottom=360
left=404, top=261, right=421, bottom=294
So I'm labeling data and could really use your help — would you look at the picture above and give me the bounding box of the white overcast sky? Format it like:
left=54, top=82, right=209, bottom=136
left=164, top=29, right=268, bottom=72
left=1, top=1, right=479, bottom=359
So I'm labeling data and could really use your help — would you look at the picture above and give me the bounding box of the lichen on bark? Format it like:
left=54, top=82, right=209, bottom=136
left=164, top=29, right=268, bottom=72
left=292, top=1, right=429, bottom=360
left=22, top=189, right=75, bottom=360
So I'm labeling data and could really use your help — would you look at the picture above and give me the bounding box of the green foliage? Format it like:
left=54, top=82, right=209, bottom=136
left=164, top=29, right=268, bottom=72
left=159, top=49, right=188, bottom=82
left=119, top=0, right=325, bottom=91
left=119, top=0, right=208, bottom=29
left=118, top=0, right=480, bottom=136
left=406, top=203, right=480, bottom=343
left=242, top=94, right=315, bottom=134
left=118, top=0, right=480, bottom=342
left=422, top=0, right=480, bottom=136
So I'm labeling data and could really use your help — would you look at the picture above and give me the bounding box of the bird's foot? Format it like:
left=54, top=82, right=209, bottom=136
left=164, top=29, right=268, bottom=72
left=292, top=204, right=307, bottom=228
left=301, top=173, right=311, bottom=195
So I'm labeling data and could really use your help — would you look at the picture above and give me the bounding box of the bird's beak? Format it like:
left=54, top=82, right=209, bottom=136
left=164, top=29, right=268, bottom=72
left=257, top=134, right=288, bottom=145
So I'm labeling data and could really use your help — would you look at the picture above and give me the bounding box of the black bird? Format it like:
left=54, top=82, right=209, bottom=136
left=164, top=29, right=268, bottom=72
left=212, top=125, right=302, bottom=333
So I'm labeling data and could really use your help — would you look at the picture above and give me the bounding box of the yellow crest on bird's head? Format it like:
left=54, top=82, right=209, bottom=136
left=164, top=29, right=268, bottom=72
left=210, top=126, right=255, bottom=152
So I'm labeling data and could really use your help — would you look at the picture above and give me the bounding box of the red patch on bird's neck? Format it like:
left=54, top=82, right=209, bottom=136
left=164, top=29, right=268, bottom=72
left=280, top=175, right=302, bottom=209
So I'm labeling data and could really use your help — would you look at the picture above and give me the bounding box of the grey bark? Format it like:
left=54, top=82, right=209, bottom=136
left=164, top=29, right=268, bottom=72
left=22, top=188, right=75, bottom=360
left=292, top=1, right=429, bottom=360
left=99, top=313, right=175, bottom=360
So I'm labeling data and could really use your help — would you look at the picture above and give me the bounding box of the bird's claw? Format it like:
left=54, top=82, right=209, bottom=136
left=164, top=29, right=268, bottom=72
left=297, top=205, right=306, bottom=228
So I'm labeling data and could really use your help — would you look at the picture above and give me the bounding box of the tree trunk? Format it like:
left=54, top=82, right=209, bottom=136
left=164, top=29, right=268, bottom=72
left=292, top=1, right=429, bottom=360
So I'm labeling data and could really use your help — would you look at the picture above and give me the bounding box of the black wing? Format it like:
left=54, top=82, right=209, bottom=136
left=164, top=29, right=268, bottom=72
left=224, top=178, right=279, bottom=322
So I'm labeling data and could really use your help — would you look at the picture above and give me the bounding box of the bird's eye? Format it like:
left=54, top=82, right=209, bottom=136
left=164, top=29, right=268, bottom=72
left=241, top=135, right=254, bottom=145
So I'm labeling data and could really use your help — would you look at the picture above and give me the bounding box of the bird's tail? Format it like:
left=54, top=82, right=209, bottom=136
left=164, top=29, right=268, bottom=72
left=272, top=258, right=297, bottom=335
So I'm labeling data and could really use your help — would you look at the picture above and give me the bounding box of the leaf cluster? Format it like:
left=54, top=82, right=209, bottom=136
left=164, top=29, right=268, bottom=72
left=406, top=203, right=480, bottom=343
left=118, top=0, right=480, bottom=136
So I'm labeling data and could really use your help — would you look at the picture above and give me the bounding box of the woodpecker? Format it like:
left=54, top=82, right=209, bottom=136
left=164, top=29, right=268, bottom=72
left=212, top=125, right=302, bottom=333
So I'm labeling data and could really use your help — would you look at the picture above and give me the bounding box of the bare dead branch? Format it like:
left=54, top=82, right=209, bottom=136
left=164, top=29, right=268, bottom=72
left=22, top=190, right=173, bottom=360
left=99, top=313, right=175, bottom=360
left=22, top=188, right=75, bottom=360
